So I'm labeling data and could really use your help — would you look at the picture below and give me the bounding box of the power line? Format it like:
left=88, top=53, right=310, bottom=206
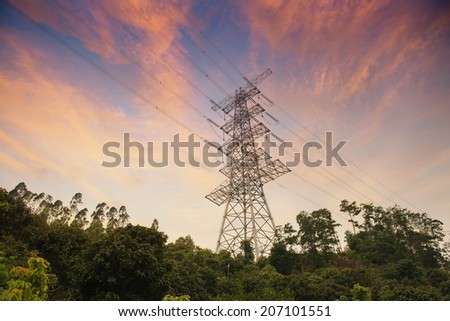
left=171, top=12, right=391, bottom=207
left=278, top=144, right=375, bottom=202
left=11, top=1, right=411, bottom=222
left=48, top=0, right=227, bottom=132
left=273, top=182, right=353, bottom=223
left=263, top=101, right=402, bottom=205
left=346, top=159, right=424, bottom=212
left=5, top=2, right=219, bottom=154
left=62, top=0, right=387, bottom=211
left=144, top=7, right=388, bottom=207
left=8, top=1, right=359, bottom=236
left=180, top=28, right=240, bottom=88
left=273, top=182, right=322, bottom=208
left=51, top=0, right=356, bottom=208
left=175, top=6, right=423, bottom=212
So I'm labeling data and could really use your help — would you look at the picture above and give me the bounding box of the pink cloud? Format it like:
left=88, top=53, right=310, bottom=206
left=240, top=0, right=450, bottom=106
left=8, top=0, right=201, bottom=119
left=10, top=0, right=191, bottom=63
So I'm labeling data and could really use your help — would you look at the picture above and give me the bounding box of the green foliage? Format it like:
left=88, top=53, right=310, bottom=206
left=271, top=209, right=340, bottom=271
left=341, top=200, right=446, bottom=267
left=288, top=266, right=374, bottom=301
left=269, top=242, right=299, bottom=275
left=0, top=254, right=11, bottom=292
left=239, top=240, right=255, bottom=264
left=80, top=225, right=168, bottom=300
left=296, top=209, right=340, bottom=256
left=0, top=187, right=33, bottom=239
left=164, top=236, right=227, bottom=300
left=216, top=264, right=294, bottom=300
left=375, top=282, right=443, bottom=300
left=162, top=294, right=191, bottom=301
left=290, top=272, right=345, bottom=300
left=1, top=256, right=49, bottom=301
left=351, top=283, right=371, bottom=301
left=8, top=182, right=129, bottom=231
left=37, top=222, right=88, bottom=299
left=1, top=184, right=450, bottom=301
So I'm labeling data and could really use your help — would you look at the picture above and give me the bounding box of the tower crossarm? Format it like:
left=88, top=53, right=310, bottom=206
left=259, top=159, right=291, bottom=184
left=211, top=68, right=272, bottom=114
left=205, top=180, right=231, bottom=206
left=218, top=122, right=269, bottom=156
left=250, top=122, right=270, bottom=140
left=219, top=148, right=270, bottom=176
left=218, top=148, right=290, bottom=183
left=221, top=103, right=265, bottom=134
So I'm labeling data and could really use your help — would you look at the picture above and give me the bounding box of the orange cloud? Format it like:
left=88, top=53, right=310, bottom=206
left=0, top=22, right=187, bottom=200
left=10, top=0, right=191, bottom=62
left=8, top=0, right=199, bottom=119
left=240, top=0, right=450, bottom=105
left=0, top=15, right=223, bottom=208
left=2, top=0, right=449, bottom=247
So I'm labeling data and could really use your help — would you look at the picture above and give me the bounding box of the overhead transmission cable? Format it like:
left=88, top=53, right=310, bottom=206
left=168, top=8, right=391, bottom=208
left=177, top=6, right=423, bottom=212
left=5, top=2, right=218, bottom=151
left=8, top=1, right=331, bottom=215
left=43, top=1, right=381, bottom=219
left=49, top=0, right=228, bottom=133
left=122, top=3, right=385, bottom=210
left=43, top=2, right=348, bottom=212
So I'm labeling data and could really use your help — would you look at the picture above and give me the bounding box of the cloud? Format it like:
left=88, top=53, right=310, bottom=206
left=2, top=0, right=450, bottom=247
left=240, top=0, right=450, bottom=107
left=0, top=11, right=226, bottom=240
left=10, top=0, right=190, bottom=62
left=227, top=1, right=450, bottom=224
left=8, top=0, right=202, bottom=119
left=0, top=23, right=167, bottom=199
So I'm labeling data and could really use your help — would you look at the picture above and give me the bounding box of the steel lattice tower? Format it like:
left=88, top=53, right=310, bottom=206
left=206, top=69, right=290, bottom=259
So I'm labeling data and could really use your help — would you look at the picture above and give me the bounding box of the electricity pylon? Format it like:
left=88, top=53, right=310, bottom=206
left=206, top=68, right=290, bottom=259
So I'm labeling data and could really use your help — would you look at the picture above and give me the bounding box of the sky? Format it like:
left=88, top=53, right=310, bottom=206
left=1, top=0, right=450, bottom=248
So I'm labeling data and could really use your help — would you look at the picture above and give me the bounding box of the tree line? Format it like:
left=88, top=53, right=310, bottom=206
left=1, top=183, right=449, bottom=300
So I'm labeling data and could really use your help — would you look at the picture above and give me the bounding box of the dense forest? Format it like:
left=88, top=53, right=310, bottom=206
left=1, top=182, right=449, bottom=301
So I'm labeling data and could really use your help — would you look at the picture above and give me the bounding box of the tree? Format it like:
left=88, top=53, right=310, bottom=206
left=0, top=188, right=32, bottom=238
left=72, top=208, right=89, bottom=229
left=217, top=264, right=293, bottom=300
left=69, top=193, right=88, bottom=229
left=162, top=294, right=190, bottom=301
left=289, top=269, right=349, bottom=301
left=118, top=206, right=130, bottom=227
left=269, top=242, right=299, bottom=275
left=79, top=225, right=168, bottom=300
left=239, top=240, right=255, bottom=264
left=37, top=222, right=88, bottom=299
left=297, top=209, right=340, bottom=254
left=8, top=183, right=35, bottom=204
left=341, top=201, right=447, bottom=267
left=3, top=182, right=450, bottom=302
left=91, top=202, right=108, bottom=225
left=106, top=206, right=118, bottom=230
left=296, top=209, right=340, bottom=268
left=164, top=236, right=221, bottom=300
left=69, top=193, right=83, bottom=217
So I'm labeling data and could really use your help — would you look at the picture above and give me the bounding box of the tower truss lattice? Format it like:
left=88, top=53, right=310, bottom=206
left=206, top=68, right=290, bottom=259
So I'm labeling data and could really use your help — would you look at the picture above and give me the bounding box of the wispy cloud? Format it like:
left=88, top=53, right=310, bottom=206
left=241, top=0, right=450, bottom=107
left=1, top=0, right=449, bottom=247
